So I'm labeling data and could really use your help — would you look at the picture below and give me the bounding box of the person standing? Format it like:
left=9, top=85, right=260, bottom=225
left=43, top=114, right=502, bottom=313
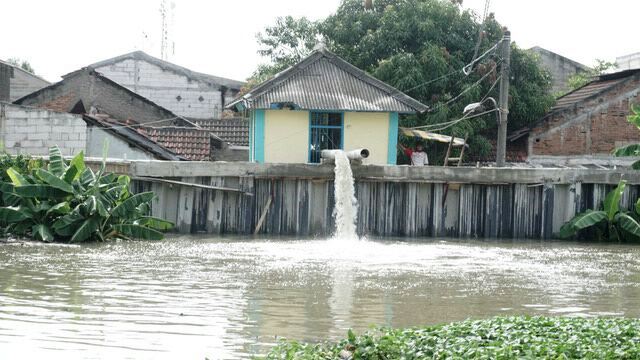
left=399, top=143, right=429, bottom=166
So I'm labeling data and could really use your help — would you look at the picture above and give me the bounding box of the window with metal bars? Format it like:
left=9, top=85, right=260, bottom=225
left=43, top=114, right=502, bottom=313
left=309, top=112, right=343, bottom=163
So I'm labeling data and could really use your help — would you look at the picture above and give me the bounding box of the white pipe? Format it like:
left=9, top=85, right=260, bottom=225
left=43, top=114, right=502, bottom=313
left=321, top=149, right=370, bottom=161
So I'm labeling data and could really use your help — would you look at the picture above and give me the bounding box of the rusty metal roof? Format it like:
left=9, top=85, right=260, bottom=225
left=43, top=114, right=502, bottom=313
left=228, top=47, right=428, bottom=113
left=193, top=118, right=248, bottom=146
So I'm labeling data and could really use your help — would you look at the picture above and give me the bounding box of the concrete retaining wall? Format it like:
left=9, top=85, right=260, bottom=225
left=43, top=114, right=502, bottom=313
left=127, top=161, right=640, bottom=239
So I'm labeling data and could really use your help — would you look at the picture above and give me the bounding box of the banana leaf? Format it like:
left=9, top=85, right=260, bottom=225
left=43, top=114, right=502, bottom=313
left=0, top=206, right=28, bottom=223
left=63, top=151, right=86, bottom=183
left=36, top=169, right=74, bottom=193
left=14, top=185, right=68, bottom=199
left=46, top=202, right=71, bottom=216
left=7, top=167, right=29, bottom=186
left=135, top=216, right=174, bottom=231
left=47, top=146, right=66, bottom=177
left=572, top=210, right=607, bottom=231
left=604, top=181, right=626, bottom=221
left=615, top=212, right=640, bottom=238
left=112, top=224, right=163, bottom=240
left=111, top=192, right=154, bottom=218
left=79, top=167, right=96, bottom=187
left=613, top=144, right=640, bottom=157
left=32, top=224, right=54, bottom=242
left=71, top=217, right=100, bottom=242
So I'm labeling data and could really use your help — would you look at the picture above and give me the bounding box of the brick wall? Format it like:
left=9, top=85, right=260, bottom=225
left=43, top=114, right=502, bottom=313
left=0, top=102, right=86, bottom=156
left=95, top=59, right=228, bottom=119
left=15, top=69, right=177, bottom=124
left=529, top=75, right=640, bottom=156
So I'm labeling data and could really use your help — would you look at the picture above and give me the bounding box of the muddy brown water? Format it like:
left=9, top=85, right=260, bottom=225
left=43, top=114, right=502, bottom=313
left=1, top=236, right=640, bottom=359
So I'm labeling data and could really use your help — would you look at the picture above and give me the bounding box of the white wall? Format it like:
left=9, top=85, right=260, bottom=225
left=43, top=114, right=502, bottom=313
left=86, top=127, right=155, bottom=160
left=95, top=59, right=225, bottom=119
left=1, top=102, right=160, bottom=160
left=0, top=103, right=86, bottom=156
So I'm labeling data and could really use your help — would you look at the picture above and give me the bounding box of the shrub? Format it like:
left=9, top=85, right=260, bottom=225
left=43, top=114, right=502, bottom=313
left=0, top=146, right=173, bottom=242
left=559, top=180, right=640, bottom=241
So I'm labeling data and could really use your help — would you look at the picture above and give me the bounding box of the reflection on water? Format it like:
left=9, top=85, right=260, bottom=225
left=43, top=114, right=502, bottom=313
left=1, top=236, right=640, bottom=359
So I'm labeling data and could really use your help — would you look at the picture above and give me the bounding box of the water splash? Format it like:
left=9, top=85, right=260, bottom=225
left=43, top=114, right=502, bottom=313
left=332, top=151, right=359, bottom=240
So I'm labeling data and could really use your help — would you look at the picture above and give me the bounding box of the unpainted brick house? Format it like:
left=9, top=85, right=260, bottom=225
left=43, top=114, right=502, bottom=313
left=511, top=69, right=640, bottom=165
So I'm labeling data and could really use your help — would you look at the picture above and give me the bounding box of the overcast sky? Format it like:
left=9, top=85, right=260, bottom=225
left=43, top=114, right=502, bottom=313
left=1, top=0, right=638, bottom=83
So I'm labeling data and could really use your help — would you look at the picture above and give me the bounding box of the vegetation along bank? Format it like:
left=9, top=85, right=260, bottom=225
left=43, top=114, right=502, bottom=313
left=263, top=316, right=640, bottom=359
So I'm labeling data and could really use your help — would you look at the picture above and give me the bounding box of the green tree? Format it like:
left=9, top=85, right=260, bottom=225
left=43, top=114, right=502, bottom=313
left=614, top=104, right=640, bottom=169
left=6, top=57, right=36, bottom=74
left=251, top=0, right=554, bottom=160
left=566, top=59, right=617, bottom=93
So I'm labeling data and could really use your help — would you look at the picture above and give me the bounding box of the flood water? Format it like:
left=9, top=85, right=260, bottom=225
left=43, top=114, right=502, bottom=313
left=1, top=236, right=640, bottom=359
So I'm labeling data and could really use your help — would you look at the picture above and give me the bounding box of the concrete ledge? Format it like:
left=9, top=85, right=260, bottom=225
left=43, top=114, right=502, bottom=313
left=129, top=160, right=640, bottom=185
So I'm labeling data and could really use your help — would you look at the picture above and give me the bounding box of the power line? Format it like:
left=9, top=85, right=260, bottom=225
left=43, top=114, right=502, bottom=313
left=470, top=0, right=492, bottom=69
left=409, top=108, right=499, bottom=133
left=427, top=59, right=501, bottom=114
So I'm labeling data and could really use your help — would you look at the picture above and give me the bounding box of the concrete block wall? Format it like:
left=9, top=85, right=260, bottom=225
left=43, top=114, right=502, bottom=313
left=96, top=59, right=225, bottom=119
left=9, top=69, right=50, bottom=102
left=0, top=103, right=86, bottom=156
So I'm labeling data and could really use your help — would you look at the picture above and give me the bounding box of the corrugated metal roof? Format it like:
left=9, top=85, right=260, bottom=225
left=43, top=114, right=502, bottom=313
left=228, top=48, right=428, bottom=113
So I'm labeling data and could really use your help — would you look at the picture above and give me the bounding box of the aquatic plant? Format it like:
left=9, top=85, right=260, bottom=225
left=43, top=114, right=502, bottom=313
left=559, top=180, right=640, bottom=241
left=0, top=146, right=172, bottom=242
left=263, top=316, right=640, bottom=359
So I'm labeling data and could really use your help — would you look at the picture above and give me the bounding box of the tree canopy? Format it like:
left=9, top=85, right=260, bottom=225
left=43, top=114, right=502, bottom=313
left=251, top=0, right=554, bottom=160
left=6, top=58, right=35, bottom=74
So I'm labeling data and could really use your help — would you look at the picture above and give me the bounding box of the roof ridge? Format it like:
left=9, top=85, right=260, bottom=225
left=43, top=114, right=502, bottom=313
left=228, top=48, right=428, bottom=113
left=0, top=59, right=51, bottom=84
left=89, top=50, right=245, bottom=89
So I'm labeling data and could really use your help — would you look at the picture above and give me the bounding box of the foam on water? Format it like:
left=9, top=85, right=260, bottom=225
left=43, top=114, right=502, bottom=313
left=331, top=151, right=359, bottom=241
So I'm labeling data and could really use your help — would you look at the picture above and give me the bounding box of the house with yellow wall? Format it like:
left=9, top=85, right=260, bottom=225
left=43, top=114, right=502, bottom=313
left=227, top=46, right=428, bottom=165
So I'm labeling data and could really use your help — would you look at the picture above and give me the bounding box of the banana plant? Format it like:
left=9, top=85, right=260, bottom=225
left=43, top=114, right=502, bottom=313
left=559, top=180, right=640, bottom=241
left=614, top=104, right=640, bottom=169
left=0, top=146, right=173, bottom=242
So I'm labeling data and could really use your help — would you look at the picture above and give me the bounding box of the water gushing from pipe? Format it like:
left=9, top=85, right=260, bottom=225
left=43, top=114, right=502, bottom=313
left=332, top=151, right=359, bottom=240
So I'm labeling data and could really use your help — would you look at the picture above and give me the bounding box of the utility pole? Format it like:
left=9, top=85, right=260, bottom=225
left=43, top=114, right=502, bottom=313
left=496, top=29, right=510, bottom=167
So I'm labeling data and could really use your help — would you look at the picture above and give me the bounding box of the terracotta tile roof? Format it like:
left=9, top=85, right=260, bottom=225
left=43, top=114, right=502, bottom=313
left=193, top=118, right=249, bottom=146
left=83, top=114, right=184, bottom=161
left=138, top=126, right=213, bottom=161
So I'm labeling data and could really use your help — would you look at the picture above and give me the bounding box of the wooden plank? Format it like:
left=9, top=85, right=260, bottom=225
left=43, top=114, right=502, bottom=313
left=132, top=176, right=253, bottom=195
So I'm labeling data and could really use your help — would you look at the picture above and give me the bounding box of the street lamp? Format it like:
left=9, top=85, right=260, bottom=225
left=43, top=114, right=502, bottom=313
left=463, top=97, right=498, bottom=117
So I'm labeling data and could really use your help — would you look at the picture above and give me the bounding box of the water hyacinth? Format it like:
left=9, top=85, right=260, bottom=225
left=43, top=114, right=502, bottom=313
left=263, top=316, right=640, bottom=359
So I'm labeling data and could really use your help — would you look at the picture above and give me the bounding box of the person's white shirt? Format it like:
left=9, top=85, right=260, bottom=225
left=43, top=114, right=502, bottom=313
left=411, top=151, right=428, bottom=166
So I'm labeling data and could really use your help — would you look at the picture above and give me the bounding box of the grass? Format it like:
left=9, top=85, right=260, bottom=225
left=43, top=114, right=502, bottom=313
left=262, top=316, right=640, bottom=359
